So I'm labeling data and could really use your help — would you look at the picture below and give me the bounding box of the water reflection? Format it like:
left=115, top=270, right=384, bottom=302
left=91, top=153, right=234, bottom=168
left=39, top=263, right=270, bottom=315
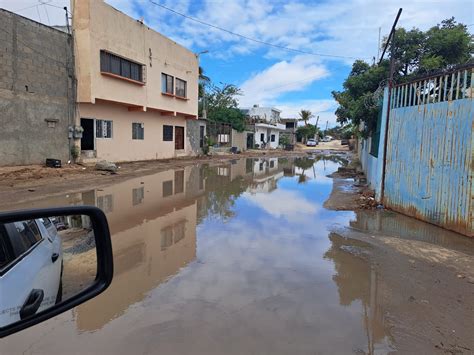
left=324, top=233, right=394, bottom=354
left=2, top=157, right=397, bottom=354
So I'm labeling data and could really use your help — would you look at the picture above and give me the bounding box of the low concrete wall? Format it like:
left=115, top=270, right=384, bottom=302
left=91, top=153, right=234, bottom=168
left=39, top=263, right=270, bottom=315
left=0, top=9, right=74, bottom=166
left=231, top=130, right=250, bottom=151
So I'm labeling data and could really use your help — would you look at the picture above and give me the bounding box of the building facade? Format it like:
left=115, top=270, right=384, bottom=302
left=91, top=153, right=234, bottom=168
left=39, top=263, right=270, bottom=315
left=242, top=105, right=286, bottom=149
left=72, top=0, right=198, bottom=162
left=0, top=9, right=75, bottom=166
left=280, top=117, right=298, bottom=144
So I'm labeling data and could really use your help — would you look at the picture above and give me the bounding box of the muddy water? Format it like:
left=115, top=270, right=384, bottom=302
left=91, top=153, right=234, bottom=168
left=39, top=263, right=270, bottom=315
left=2, top=156, right=453, bottom=354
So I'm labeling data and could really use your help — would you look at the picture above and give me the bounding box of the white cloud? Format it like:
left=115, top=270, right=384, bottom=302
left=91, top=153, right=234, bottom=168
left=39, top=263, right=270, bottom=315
left=242, top=189, right=318, bottom=220
left=239, top=55, right=329, bottom=107
left=276, top=99, right=339, bottom=127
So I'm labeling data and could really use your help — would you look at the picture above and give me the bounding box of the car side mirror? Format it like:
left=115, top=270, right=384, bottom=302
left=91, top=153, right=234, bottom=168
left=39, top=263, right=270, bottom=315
left=0, top=206, right=113, bottom=338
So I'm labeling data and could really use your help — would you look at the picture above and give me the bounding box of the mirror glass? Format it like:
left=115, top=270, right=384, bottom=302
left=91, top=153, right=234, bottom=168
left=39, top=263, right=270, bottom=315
left=0, top=214, right=97, bottom=328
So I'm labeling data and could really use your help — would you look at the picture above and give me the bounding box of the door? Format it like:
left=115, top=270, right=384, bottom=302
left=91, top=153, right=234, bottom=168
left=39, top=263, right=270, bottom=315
left=81, top=118, right=95, bottom=151
left=175, top=126, right=184, bottom=150
left=247, top=133, right=254, bottom=149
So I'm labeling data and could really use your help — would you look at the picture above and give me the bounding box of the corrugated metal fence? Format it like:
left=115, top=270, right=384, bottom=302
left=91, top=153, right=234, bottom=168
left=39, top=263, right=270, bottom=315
left=384, top=66, right=473, bottom=236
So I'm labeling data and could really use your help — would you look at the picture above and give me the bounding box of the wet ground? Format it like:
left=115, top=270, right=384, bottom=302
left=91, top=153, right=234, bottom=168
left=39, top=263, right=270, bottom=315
left=1, top=156, right=473, bottom=354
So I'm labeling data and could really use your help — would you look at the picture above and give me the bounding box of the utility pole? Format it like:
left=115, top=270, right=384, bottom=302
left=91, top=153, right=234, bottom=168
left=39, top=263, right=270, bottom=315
left=380, top=8, right=402, bottom=203
left=377, top=27, right=381, bottom=62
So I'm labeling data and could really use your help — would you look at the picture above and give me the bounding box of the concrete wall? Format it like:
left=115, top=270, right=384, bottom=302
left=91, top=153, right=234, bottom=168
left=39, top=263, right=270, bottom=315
left=0, top=9, right=74, bottom=166
left=186, top=119, right=206, bottom=156
left=231, top=130, right=250, bottom=151
left=358, top=87, right=389, bottom=201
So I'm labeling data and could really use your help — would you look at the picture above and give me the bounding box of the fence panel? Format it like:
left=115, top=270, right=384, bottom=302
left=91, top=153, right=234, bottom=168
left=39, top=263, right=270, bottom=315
left=384, top=67, right=473, bottom=236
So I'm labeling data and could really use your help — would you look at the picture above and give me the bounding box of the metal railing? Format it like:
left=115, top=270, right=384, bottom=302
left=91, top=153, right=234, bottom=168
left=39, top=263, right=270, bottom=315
left=391, top=65, right=473, bottom=109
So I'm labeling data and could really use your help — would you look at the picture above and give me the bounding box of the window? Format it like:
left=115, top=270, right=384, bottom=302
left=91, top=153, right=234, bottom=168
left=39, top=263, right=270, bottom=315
left=218, top=134, right=229, bottom=143
left=162, top=73, right=174, bottom=94
left=14, top=220, right=42, bottom=253
left=160, top=226, right=173, bottom=251
left=173, top=221, right=186, bottom=244
left=163, top=125, right=173, bottom=141
left=96, top=120, right=113, bottom=139
left=132, top=122, right=144, bottom=140
left=100, top=50, right=143, bottom=82
left=271, top=134, right=276, bottom=142
left=97, top=195, right=113, bottom=213
left=163, top=180, right=173, bottom=197
left=270, top=160, right=275, bottom=168
left=132, top=187, right=144, bottom=206
left=0, top=226, right=14, bottom=270
left=260, top=133, right=265, bottom=142
left=175, top=78, right=187, bottom=98
left=285, top=122, right=295, bottom=129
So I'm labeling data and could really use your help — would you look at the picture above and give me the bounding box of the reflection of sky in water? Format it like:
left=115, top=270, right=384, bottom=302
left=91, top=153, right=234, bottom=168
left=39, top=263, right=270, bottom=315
left=2, top=158, right=394, bottom=354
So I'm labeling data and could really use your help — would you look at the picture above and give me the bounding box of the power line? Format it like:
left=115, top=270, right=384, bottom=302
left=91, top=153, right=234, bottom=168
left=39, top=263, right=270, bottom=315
left=148, top=0, right=362, bottom=60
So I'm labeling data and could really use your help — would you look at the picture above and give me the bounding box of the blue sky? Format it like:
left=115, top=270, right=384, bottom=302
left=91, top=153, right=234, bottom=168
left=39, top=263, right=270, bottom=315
left=1, top=0, right=473, bottom=126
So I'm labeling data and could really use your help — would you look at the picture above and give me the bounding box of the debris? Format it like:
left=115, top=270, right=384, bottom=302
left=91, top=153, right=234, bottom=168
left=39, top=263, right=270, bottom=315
left=27, top=188, right=35, bottom=192
left=45, top=158, right=61, bottom=168
left=408, top=296, right=416, bottom=302
left=95, top=160, right=117, bottom=173
left=456, top=274, right=465, bottom=279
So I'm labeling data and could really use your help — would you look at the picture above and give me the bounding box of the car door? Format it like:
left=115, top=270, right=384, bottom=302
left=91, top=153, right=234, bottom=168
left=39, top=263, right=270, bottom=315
left=0, top=220, right=61, bottom=327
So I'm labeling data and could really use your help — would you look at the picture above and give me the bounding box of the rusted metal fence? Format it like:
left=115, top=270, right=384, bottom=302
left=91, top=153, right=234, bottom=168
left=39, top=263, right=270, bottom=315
left=384, top=65, right=473, bottom=236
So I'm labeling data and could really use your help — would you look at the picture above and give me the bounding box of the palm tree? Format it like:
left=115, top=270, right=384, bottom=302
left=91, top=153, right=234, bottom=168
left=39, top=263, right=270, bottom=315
left=299, top=109, right=313, bottom=126
left=198, top=66, right=211, bottom=98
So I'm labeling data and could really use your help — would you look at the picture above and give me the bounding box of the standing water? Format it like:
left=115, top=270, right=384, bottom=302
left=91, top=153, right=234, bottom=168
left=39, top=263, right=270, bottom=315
left=3, top=157, right=396, bottom=354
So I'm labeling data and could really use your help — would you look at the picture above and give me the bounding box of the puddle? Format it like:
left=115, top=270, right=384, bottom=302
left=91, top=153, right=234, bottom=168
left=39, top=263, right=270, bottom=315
left=1, top=157, right=402, bottom=354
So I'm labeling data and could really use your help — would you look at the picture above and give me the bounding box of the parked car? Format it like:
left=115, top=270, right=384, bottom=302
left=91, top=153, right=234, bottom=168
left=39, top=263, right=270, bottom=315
left=322, top=136, right=332, bottom=142
left=0, top=218, right=62, bottom=327
left=341, top=139, right=349, bottom=145
left=306, top=139, right=317, bottom=147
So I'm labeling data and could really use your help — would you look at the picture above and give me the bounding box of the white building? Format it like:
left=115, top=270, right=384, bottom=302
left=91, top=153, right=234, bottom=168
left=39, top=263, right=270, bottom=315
left=241, top=105, right=286, bottom=149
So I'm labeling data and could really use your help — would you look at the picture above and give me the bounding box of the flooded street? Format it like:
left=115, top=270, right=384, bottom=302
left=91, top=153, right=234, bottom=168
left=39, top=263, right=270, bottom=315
left=2, top=156, right=473, bottom=354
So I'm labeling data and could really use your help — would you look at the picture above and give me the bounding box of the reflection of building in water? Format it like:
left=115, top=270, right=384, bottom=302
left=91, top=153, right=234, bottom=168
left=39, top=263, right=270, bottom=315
left=74, top=166, right=206, bottom=332
left=196, top=158, right=287, bottom=222
left=324, top=233, right=393, bottom=354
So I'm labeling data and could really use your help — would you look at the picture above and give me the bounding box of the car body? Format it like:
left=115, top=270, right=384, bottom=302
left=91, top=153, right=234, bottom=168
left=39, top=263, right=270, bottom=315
left=322, top=136, right=332, bottom=142
left=0, top=218, right=62, bottom=327
left=306, top=139, right=317, bottom=147
left=341, top=139, right=349, bottom=145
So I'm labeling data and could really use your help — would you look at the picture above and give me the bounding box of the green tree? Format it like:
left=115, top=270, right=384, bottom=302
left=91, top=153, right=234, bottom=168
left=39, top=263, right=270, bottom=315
left=296, top=124, right=317, bottom=143
left=333, top=17, right=473, bottom=135
left=299, top=109, right=313, bottom=126
left=198, top=66, right=210, bottom=98
left=207, top=83, right=246, bottom=132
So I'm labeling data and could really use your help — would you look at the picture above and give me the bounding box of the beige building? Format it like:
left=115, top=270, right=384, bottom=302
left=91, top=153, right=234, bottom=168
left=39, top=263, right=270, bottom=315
left=71, top=0, right=199, bottom=162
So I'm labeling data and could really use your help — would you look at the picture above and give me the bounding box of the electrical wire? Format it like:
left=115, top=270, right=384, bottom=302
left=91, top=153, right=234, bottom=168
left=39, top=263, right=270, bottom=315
left=148, top=0, right=363, bottom=60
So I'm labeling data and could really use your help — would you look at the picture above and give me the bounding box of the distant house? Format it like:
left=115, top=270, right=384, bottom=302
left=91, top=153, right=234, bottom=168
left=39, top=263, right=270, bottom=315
left=280, top=117, right=298, bottom=144
left=241, top=105, right=286, bottom=149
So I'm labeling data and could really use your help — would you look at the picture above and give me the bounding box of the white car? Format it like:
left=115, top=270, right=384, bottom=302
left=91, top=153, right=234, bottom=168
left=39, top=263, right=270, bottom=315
left=0, top=218, right=62, bottom=327
left=306, top=139, right=317, bottom=147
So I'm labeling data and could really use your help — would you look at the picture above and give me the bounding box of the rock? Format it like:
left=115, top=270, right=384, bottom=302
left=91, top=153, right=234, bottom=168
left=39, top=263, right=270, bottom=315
left=95, top=160, right=117, bottom=173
